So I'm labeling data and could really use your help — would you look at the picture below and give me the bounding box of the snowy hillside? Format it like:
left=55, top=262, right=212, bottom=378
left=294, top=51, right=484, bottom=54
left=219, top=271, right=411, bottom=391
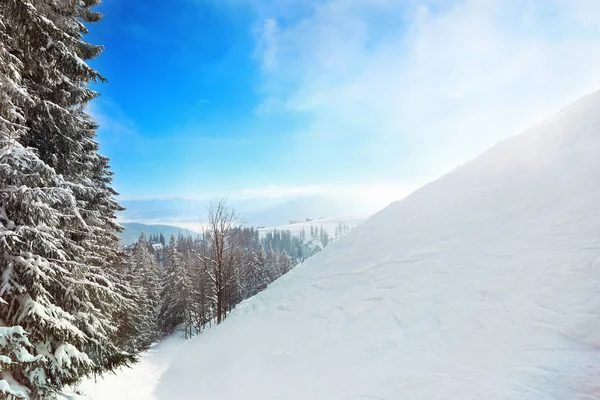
left=244, top=196, right=379, bottom=226
left=156, top=91, right=600, bottom=399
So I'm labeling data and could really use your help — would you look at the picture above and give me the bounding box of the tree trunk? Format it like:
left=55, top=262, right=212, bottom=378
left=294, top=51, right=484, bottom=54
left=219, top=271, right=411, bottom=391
left=217, top=291, right=222, bottom=324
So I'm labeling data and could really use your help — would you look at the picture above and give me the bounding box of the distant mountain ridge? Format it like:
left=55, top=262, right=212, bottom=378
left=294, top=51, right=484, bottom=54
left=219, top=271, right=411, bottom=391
left=119, top=222, right=200, bottom=245
left=119, top=195, right=380, bottom=228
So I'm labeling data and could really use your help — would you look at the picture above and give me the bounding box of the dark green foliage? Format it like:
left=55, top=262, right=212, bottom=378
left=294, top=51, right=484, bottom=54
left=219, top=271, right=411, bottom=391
left=0, top=0, right=139, bottom=396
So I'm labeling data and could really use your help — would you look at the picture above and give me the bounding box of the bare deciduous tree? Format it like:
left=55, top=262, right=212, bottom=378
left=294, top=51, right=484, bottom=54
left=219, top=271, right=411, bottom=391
left=199, top=199, right=244, bottom=324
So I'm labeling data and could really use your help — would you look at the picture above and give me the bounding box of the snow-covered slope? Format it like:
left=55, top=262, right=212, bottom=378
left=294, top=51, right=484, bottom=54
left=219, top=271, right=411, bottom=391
left=157, top=90, right=600, bottom=399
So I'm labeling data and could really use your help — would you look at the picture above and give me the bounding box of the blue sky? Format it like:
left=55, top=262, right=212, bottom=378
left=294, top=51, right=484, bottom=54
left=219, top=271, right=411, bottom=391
left=88, top=0, right=600, bottom=207
left=88, top=0, right=299, bottom=198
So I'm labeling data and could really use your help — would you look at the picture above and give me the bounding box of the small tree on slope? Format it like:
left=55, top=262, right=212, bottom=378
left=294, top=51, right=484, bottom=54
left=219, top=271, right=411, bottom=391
left=159, top=235, right=194, bottom=338
left=242, top=250, right=269, bottom=299
left=128, top=233, right=161, bottom=349
left=200, top=200, right=244, bottom=325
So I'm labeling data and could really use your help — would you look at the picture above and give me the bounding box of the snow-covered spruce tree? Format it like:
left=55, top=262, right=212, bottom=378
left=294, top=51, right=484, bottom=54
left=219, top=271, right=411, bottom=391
left=0, top=0, right=137, bottom=397
left=265, top=246, right=282, bottom=283
left=0, top=15, right=43, bottom=399
left=110, top=255, right=145, bottom=356
left=5, top=0, right=108, bottom=185
left=159, top=236, right=194, bottom=338
left=0, top=153, right=133, bottom=399
left=126, top=233, right=161, bottom=349
left=0, top=118, right=134, bottom=397
left=175, top=235, right=207, bottom=333
left=242, top=250, right=269, bottom=299
left=10, top=0, right=130, bottom=333
left=0, top=62, right=128, bottom=400
left=5, top=0, right=127, bottom=282
left=278, top=252, right=294, bottom=276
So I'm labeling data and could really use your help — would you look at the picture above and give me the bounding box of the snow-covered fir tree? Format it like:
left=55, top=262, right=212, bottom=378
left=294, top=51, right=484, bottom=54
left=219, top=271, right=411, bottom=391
left=243, top=250, right=269, bottom=299
left=278, top=252, right=294, bottom=276
left=159, top=235, right=194, bottom=338
left=0, top=103, right=132, bottom=399
left=0, top=0, right=137, bottom=397
left=0, top=21, right=52, bottom=396
left=265, top=245, right=281, bottom=282
left=10, top=0, right=131, bottom=342
left=128, top=233, right=161, bottom=348
left=175, top=235, right=209, bottom=334
left=110, top=256, right=145, bottom=356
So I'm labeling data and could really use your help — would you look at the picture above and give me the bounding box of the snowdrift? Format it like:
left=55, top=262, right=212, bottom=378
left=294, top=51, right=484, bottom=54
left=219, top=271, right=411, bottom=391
left=157, top=91, right=600, bottom=399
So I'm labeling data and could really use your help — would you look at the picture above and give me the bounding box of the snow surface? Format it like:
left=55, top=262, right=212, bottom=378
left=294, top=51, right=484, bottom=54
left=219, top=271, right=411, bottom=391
left=71, top=336, right=184, bottom=400
left=155, top=90, right=600, bottom=399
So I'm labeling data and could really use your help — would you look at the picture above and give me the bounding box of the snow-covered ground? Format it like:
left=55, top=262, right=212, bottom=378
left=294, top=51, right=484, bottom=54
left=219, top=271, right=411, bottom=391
left=152, top=90, right=600, bottom=399
left=71, top=336, right=185, bottom=400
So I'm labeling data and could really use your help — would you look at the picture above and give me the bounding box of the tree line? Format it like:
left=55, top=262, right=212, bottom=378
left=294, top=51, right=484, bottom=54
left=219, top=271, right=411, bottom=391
left=127, top=200, right=296, bottom=344
left=128, top=203, right=358, bottom=345
left=148, top=221, right=351, bottom=267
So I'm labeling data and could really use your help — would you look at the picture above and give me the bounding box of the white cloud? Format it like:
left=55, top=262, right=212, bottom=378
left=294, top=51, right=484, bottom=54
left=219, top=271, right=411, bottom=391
left=250, top=0, right=600, bottom=178
left=558, top=0, right=600, bottom=28
left=255, top=18, right=279, bottom=72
